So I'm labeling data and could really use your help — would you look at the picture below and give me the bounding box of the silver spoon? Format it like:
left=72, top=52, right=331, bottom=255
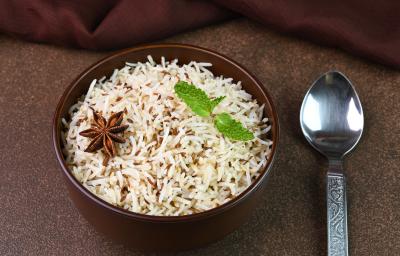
left=300, top=71, right=364, bottom=256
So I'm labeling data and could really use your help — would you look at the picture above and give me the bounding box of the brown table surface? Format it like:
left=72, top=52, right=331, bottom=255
left=1, top=18, right=399, bottom=256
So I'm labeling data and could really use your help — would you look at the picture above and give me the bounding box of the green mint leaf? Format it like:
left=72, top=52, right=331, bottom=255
left=174, top=81, right=224, bottom=117
left=214, top=113, right=254, bottom=141
left=174, top=81, right=211, bottom=116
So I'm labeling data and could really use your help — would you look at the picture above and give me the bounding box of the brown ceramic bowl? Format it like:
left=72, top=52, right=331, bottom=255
left=53, top=44, right=279, bottom=251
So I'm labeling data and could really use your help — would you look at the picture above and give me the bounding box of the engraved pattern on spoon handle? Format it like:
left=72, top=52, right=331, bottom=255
left=327, top=173, right=348, bottom=256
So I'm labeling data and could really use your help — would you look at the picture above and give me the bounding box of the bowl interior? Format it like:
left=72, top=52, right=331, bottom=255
left=54, top=44, right=279, bottom=220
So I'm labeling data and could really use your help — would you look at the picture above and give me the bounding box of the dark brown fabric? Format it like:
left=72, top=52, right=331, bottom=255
left=214, top=0, right=400, bottom=68
left=0, top=0, right=233, bottom=49
left=0, top=0, right=399, bottom=68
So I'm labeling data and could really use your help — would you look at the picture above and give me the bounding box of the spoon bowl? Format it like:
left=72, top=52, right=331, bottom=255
left=300, top=71, right=364, bottom=159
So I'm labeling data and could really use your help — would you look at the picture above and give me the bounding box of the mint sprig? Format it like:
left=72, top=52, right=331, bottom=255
left=174, top=81, right=254, bottom=141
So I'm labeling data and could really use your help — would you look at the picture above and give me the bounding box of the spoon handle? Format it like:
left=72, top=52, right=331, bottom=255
left=327, top=172, right=348, bottom=256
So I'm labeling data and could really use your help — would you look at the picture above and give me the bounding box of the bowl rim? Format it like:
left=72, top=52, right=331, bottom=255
left=52, top=43, right=280, bottom=223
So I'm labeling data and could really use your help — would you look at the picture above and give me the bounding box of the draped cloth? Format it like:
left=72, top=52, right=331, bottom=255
left=0, top=0, right=399, bottom=68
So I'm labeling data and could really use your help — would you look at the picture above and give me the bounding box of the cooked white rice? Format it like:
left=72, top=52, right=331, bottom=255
left=62, top=56, right=272, bottom=216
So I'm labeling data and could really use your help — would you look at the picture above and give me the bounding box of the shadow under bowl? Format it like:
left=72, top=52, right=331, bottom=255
left=52, top=43, right=279, bottom=251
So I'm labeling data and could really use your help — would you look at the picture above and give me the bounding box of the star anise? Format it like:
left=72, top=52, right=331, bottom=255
left=79, top=107, right=129, bottom=166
